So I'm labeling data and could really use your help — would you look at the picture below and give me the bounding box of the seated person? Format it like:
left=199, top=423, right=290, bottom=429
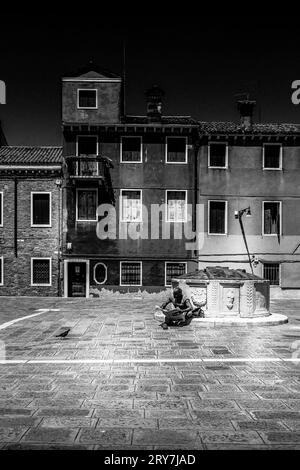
left=158, top=287, right=193, bottom=329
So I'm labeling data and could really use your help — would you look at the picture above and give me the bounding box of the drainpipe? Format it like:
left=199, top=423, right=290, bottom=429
left=14, top=177, right=18, bottom=258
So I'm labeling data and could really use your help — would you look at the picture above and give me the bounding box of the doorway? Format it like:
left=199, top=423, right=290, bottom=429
left=65, top=260, right=89, bottom=297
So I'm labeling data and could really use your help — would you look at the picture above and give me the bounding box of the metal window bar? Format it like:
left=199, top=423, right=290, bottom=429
left=263, top=263, right=279, bottom=285
left=33, top=260, right=50, bottom=284
left=122, top=263, right=141, bottom=285
left=166, top=263, right=186, bottom=285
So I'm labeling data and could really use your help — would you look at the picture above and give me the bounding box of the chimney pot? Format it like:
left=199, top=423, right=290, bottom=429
left=237, top=99, right=256, bottom=130
left=145, top=85, right=165, bottom=122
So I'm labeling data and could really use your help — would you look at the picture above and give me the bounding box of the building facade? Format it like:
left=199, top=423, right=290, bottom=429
left=1, top=65, right=300, bottom=296
left=0, top=146, right=62, bottom=296
left=197, top=102, right=300, bottom=288
left=61, top=66, right=199, bottom=297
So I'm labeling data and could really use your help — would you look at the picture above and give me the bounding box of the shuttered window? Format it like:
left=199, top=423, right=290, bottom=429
left=77, top=189, right=97, bottom=221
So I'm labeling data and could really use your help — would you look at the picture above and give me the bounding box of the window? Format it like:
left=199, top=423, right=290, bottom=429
left=0, top=257, right=3, bottom=286
left=77, top=136, right=98, bottom=156
left=31, top=258, right=51, bottom=286
left=165, top=262, right=187, bottom=286
left=31, top=192, right=51, bottom=227
left=76, top=136, right=98, bottom=176
left=120, top=262, right=142, bottom=286
left=120, top=190, right=142, bottom=222
left=121, top=137, right=142, bottom=163
left=208, top=143, right=228, bottom=168
left=263, top=144, right=282, bottom=170
left=76, top=189, right=98, bottom=221
left=0, top=192, right=3, bottom=227
left=94, top=263, right=107, bottom=285
left=263, top=263, right=280, bottom=285
left=166, top=190, right=187, bottom=222
left=208, top=200, right=227, bottom=234
left=166, top=137, right=187, bottom=163
left=77, top=89, right=97, bottom=109
left=263, top=201, right=281, bottom=236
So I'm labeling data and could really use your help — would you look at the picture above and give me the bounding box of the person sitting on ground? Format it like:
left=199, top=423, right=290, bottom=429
left=158, top=287, right=194, bottom=329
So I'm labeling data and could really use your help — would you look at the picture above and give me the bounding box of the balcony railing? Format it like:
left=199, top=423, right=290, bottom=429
left=65, top=155, right=112, bottom=180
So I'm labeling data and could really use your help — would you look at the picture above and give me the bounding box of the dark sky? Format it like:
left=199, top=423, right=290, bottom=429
left=0, top=14, right=300, bottom=146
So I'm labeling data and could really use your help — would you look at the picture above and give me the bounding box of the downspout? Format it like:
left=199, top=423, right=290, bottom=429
left=14, top=177, right=18, bottom=258
left=193, top=136, right=200, bottom=269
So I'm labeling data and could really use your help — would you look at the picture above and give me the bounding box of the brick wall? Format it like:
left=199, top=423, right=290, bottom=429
left=0, top=176, right=61, bottom=296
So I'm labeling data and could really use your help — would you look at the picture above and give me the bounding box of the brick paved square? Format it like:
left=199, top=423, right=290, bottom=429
left=0, top=296, right=299, bottom=449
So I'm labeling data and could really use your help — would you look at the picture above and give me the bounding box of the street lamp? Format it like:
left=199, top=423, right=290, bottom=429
left=235, top=206, right=254, bottom=274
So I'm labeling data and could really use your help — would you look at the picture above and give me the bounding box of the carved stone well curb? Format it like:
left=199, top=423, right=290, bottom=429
left=170, top=266, right=288, bottom=325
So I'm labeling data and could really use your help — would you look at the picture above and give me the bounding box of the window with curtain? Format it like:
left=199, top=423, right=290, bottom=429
left=121, top=262, right=141, bottom=285
left=166, top=191, right=187, bottom=222
left=121, top=137, right=142, bottom=162
left=209, top=201, right=226, bottom=234
left=77, top=189, right=97, bottom=221
left=209, top=143, right=227, bottom=167
left=32, top=193, right=51, bottom=226
left=263, top=202, right=280, bottom=235
left=121, top=190, right=142, bottom=222
left=166, top=137, right=187, bottom=163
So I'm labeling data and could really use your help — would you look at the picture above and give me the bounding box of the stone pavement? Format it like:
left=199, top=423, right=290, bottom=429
left=0, top=295, right=299, bottom=450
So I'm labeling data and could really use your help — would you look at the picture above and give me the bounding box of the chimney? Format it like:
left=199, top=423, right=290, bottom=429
left=145, top=85, right=165, bottom=122
left=237, top=98, right=256, bottom=130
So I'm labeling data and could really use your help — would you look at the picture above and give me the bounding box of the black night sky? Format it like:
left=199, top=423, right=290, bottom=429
left=0, top=13, right=300, bottom=146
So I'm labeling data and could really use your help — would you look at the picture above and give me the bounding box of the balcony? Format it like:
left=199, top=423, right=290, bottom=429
left=65, top=155, right=113, bottom=181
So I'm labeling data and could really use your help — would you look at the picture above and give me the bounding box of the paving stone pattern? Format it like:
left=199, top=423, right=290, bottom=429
left=0, top=297, right=299, bottom=449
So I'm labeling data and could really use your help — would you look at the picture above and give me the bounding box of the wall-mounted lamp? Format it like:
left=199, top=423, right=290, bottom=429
left=235, top=206, right=251, bottom=219
left=56, top=179, right=62, bottom=187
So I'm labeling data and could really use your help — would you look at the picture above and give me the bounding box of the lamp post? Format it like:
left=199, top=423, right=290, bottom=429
left=235, top=206, right=254, bottom=274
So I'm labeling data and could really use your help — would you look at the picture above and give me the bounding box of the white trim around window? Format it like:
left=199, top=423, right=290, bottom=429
left=165, top=190, right=188, bottom=222
left=77, top=88, right=98, bottom=109
left=208, top=142, right=228, bottom=169
left=120, top=189, right=143, bottom=223
left=120, top=136, right=143, bottom=163
left=0, top=191, right=3, bottom=227
left=208, top=200, right=228, bottom=235
left=262, top=200, right=282, bottom=236
left=120, top=261, right=142, bottom=287
left=31, top=257, right=52, bottom=287
left=262, top=143, right=283, bottom=170
left=93, top=262, right=108, bottom=285
left=31, top=192, right=52, bottom=228
left=76, top=188, right=98, bottom=222
left=165, top=136, right=188, bottom=164
left=165, top=261, right=187, bottom=287
left=0, top=257, right=3, bottom=286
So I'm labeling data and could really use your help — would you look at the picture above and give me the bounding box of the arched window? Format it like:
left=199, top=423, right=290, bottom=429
left=93, top=263, right=107, bottom=285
